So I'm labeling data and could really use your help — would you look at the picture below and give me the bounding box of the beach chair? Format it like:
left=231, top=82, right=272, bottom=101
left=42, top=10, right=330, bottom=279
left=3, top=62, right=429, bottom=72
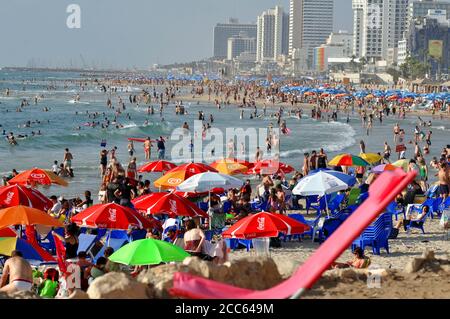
left=76, top=234, right=97, bottom=256
left=198, top=202, right=209, bottom=212
left=222, top=201, right=232, bottom=214
left=129, top=229, right=147, bottom=241
left=93, top=237, right=128, bottom=263
left=238, top=239, right=252, bottom=252
left=385, top=201, right=405, bottom=221
left=39, top=227, right=64, bottom=254
left=406, top=211, right=429, bottom=234
left=327, top=193, right=345, bottom=215
left=250, top=199, right=268, bottom=212
left=352, top=213, right=392, bottom=255
left=439, top=197, right=450, bottom=211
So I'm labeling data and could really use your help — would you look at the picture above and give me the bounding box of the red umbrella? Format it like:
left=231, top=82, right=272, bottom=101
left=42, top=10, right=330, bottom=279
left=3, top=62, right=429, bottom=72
left=246, top=160, right=295, bottom=175
left=71, top=203, right=152, bottom=230
left=0, top=227, right=17, bottom=237
left=132, top=192, right=208, bottom=218
left=222, top=212, right=309, bottom=239
left=0, top=185, right=53, bottom=211
left=138, top=160, right=177, bottom=173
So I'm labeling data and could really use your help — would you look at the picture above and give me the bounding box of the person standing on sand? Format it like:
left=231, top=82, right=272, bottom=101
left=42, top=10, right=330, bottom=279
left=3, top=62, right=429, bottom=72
left=0, top=251, right=33, bottom=294
left=437, top=162, right=450, bottom=200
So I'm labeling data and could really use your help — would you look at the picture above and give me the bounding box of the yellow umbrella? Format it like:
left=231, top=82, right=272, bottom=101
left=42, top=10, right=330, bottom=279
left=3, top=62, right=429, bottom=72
left=360, top=153, right=382, bottom=164
left=210, top=159, right=248, bottom=175
left=392, top=159, right=408, bottom=171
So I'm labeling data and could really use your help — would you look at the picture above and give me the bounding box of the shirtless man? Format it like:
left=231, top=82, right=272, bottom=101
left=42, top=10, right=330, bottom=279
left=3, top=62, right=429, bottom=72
left=393, top=123, right=400, bottom=143
left=0, top=251, right=33, bottom=294
left=63, top=148, right=73, bottom=170
left=437, top=163, right=450, bottom=200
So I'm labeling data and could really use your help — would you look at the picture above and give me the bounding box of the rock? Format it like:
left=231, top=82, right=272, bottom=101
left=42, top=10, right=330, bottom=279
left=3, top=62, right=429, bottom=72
left=182, top=257, right=212, bottom=278
left=421, top=249, right=435, bottom=261
left=226, top=257, right=282, bottom=290
left=66, top=289, right=89, bottom=299
left=87, top=272, right=151, bottom=299
left=137, top=263, right=187, bottom=299
left=273, top=257, right=298, bottom=278
left=404, top=257, right=425, bottom=273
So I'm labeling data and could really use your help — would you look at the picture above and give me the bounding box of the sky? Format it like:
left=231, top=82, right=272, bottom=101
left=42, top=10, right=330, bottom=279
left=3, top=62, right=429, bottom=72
left=0, top=0, right=352, bottom=69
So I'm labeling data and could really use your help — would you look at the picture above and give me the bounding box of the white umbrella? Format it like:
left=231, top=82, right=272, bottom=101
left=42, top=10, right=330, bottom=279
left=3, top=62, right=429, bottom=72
left=292, top=171, right=350, bottom=215
left=176, top=172, right=243, bottom=193
left=292, top=171, right=350, bottom=196
left=176, top=172, right=243, bottom=229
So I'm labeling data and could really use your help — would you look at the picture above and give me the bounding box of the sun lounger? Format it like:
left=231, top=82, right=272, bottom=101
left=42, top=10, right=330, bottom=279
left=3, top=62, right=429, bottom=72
left=76, top=234, right=97, bottom=255
left=170, top=169, right=415, bottom=299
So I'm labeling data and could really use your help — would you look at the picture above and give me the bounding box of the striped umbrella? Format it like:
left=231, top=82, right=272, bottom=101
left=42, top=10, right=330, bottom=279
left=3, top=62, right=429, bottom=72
left=328, top=154, right=370, bottom=167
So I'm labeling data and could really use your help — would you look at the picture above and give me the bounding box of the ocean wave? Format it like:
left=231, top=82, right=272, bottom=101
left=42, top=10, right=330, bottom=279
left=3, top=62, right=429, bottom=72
left=68, top=100, right=90, bottom=105
left=431, top=126, right=447, bottom=131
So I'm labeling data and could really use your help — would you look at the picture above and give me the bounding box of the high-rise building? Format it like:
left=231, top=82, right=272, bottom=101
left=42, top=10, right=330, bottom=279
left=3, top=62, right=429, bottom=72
left=256, top=6, right=286, bottom=63
left=213, top=19, right=257, bottom=59
left=227, top=32, right=257, bottom=60
left=409, top=0, right=450, bottom=21
left=313, top=31, right=354, bottom=71
left=288, top=0, right=334, bottom=69
left=407, top=10, right=449, bottom=76
left=352, top=0, right=409, bottom=62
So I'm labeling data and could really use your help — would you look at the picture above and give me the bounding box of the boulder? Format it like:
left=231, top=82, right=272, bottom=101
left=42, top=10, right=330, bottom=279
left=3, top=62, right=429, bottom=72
left=226, top=257, right=282, bottom=290
left=66, top=289, right=90, bottom=299
left=87, top=272, right=151, bottom=299
left=137, top=263, right=187, bottom=299
left=404, top=257, right=425, bottom=273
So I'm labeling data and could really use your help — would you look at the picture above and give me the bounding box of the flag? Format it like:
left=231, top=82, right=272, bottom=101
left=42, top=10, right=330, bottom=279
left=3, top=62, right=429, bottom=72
left=53, top=233, right=67, bottom=274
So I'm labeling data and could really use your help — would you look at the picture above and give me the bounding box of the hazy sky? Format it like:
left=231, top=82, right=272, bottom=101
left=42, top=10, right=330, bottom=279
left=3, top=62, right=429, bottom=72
left=0, top=0, right=352, bottom=69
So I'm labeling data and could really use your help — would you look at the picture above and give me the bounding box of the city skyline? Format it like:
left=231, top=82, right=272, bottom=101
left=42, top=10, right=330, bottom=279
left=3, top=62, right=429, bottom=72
left=0, top=0, right=353, bottom=69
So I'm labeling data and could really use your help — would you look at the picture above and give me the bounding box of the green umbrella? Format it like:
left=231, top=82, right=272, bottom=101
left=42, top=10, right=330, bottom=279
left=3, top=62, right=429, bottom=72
left=108, top=238, right=190, bottom=266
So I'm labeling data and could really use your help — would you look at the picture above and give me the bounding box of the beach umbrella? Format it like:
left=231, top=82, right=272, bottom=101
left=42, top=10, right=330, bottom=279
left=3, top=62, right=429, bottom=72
left=359, top=153, right=383, bottom=164
left=371, top=163, right=397, bottom=174
left=132, top=192, right=208, bottom=218
left=0, top=185, right=53, bottom=211
left=176, top=172, right=243, bottom=194
left=108, top=238, right=190, bottom=266
left=137, top=160, right=177, bottom=173
left=154, top=163, right=218, bottom=190
left=222, top=212, right=309, bottom=239
left=0, top=206, right=63, bottom=229
left=71, top=203, right=152, bottom=230
left=210, top=159, right=249, bottom=175
left=307, top=170, right=356, bottom=187
left=0, top=227, right=17, bottom=237
left=247, top=160, right=294, bottom=175
left=0, top=237, right=47, bottom=261
left=292, top=171, right=350, bottom=197
left=7, top=168, right=68, bottom=187
left=328, top=154, right=370, bottom=167
left=392, top=159, right=409, bottom=171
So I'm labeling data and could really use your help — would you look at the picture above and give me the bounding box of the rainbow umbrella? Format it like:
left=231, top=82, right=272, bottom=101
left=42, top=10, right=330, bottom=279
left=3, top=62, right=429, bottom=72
left=329, top=154, right=370, bottom=167
left=0, top=237, right=45, bottom=261
left=392, top=159, right=409, bottom=171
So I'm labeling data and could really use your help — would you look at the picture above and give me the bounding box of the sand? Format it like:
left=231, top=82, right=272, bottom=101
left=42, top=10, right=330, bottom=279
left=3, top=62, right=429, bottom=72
left=227, top=211, right=450, bottom=276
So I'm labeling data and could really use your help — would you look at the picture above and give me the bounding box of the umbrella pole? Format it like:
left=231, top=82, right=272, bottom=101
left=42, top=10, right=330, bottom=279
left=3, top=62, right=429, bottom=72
left=107, top=229, right=111, bottom=246
left=208, top=190, right=212, bottom=231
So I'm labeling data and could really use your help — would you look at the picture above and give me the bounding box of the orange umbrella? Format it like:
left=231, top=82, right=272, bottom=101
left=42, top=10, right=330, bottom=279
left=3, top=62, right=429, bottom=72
left=210, top=159, right=248, bottom=175
left=7, top=168, right=68, bottom=187
left=0, top=205, right=63, bottom=229
left=154, top=163, right=217, bottom=190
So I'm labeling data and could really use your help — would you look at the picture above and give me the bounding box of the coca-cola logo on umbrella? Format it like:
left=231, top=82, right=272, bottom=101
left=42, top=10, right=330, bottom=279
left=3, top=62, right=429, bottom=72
left=256, top=217, right=265, bottom=231
left=4, top=191, right=14, bottom=204
left=30, top=173, right=46, bottom=179
left=169, top=199, right=177, bottom=213
left=108, top=208, right=117, bottom=222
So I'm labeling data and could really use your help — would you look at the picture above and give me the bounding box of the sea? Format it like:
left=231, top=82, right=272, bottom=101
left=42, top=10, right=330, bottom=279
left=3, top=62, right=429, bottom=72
left=1, top=69, right=449, bottom=199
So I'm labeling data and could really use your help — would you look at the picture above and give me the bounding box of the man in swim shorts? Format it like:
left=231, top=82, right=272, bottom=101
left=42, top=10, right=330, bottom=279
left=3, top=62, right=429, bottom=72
left=0, top=250, right=33, bottom=294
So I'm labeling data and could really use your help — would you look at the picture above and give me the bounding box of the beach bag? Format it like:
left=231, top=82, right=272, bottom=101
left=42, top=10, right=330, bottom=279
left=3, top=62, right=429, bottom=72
left=440, top=210, right=450, bottom=230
